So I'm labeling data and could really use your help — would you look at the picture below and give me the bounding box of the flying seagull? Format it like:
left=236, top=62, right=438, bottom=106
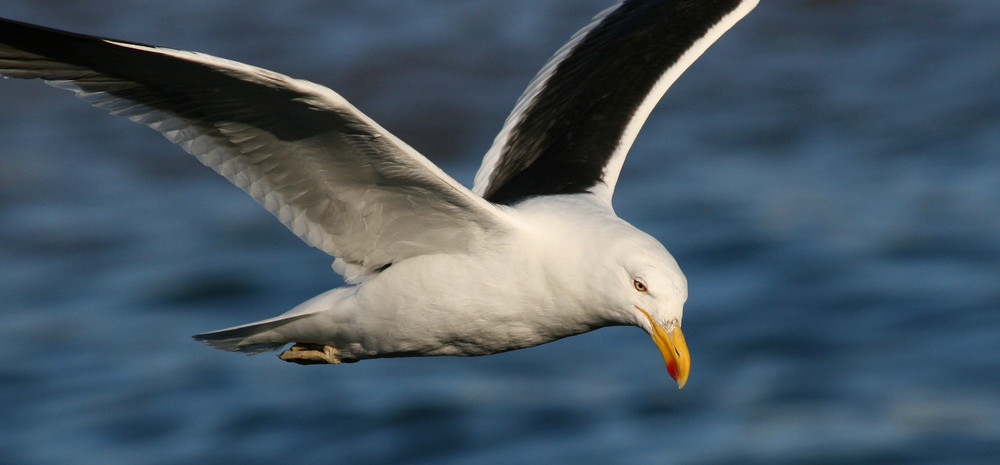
left=0, top=0, right=757, bottom=388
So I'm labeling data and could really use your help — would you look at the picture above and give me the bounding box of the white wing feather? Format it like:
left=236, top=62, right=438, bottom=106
left=0, top=24, right=511, bottom=282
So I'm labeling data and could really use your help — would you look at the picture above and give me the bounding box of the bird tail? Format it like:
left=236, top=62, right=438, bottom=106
left=192, top=313, right=316, bottom=354
left=193, top=286, right=355, bottom=354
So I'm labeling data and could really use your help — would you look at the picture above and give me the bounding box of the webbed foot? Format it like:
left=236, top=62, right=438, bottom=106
left=278, top=343, right=341, bottom=365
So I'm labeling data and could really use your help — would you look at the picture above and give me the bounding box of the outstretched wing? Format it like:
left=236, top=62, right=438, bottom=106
left=0, top=18, right=511, bottom=282
left=473, top=0, right=758, bottom=205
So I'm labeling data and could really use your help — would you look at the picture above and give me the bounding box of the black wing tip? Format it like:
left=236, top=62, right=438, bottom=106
left=0, top=15, right=156, bottom=51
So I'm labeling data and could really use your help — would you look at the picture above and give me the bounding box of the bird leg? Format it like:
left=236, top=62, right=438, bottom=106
left=278, top=343, right=341, bottom=365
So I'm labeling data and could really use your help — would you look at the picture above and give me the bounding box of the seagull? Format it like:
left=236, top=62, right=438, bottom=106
left=0, top=0, right=757, bottom=388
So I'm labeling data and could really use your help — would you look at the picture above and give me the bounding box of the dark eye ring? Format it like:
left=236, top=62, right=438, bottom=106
left=633, top=279, right=647, bottom=292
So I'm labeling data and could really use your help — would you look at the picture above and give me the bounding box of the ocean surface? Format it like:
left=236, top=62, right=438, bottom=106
left=1, top=1, right=998, bottom=464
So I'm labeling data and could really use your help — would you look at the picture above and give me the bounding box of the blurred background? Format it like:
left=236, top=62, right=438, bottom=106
left=1, top=1, right=997, bottom=464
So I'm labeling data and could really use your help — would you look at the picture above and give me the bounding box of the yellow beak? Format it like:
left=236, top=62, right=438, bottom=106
left=636, top=307, right=691, bottom=389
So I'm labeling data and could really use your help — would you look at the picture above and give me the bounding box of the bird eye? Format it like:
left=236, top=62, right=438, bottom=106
left=633, top=279, right=647, bottom=292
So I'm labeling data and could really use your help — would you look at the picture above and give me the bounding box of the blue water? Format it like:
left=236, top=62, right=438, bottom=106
left=1, top=1, right=998, bottom=464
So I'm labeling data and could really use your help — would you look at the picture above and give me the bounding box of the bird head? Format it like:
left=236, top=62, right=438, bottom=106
left=613, top=231, right=690, bottom=389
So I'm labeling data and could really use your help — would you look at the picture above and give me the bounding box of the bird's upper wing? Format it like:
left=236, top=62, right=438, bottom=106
left=0, top=18, right=512, bottom=282
left=472, top=0, right=758, bottom=205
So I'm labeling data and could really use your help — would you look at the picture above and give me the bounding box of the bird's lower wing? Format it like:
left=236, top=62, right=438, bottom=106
left=0, top=18, right=511, bottom=281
